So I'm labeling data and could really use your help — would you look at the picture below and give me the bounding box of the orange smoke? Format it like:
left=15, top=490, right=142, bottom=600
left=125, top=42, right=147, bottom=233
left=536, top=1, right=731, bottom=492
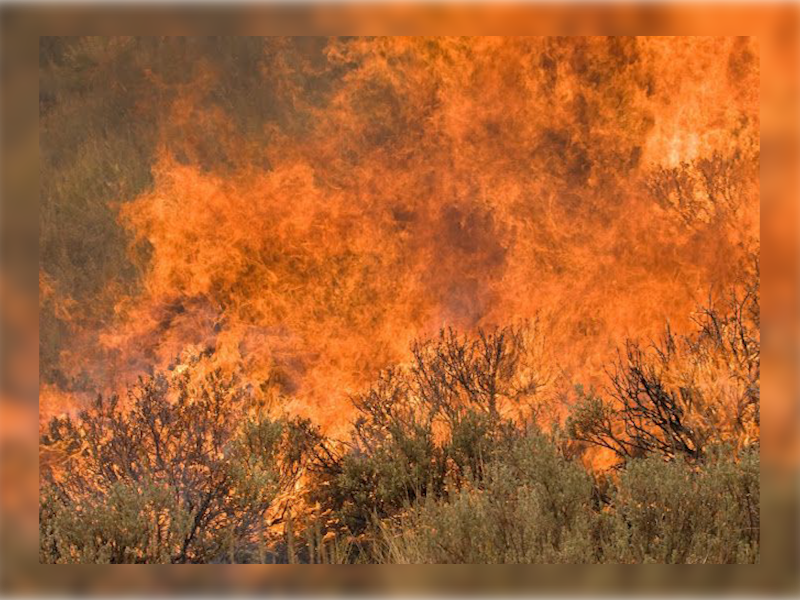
left=42, top=37, right=759, bottom=436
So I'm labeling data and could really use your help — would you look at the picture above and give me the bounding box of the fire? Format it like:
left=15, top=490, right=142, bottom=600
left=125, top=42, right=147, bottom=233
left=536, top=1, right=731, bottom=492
left=41, top=37, right=758, bottom=440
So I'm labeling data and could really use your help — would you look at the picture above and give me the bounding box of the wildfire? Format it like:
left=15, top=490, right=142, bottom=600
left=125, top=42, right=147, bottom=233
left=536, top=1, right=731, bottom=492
left=41, top=36, right=759, bottom=440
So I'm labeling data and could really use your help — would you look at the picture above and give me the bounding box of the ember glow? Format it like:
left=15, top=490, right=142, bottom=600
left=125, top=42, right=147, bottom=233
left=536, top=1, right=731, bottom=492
left=41, top=36, right=758, bottom=436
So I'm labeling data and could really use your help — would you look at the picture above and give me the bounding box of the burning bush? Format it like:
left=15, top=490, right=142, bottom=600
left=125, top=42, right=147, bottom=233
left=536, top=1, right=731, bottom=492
left=39, top=312, right=759, bottom=564
left=306, top=325, right=544, bottom=539
left=39, top=364, right=319, bottom=563
left=567, top=280, right=759, bottom=462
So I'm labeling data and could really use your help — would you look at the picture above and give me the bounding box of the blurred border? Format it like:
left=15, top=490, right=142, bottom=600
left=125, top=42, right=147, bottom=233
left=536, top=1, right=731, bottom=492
left=4, top=3, right=800, bottom=36
left=0, top=0, right=800, bottom=598
left=1, top=3, right=44, bottom=595
left=758, top=2, right=800, bottom=596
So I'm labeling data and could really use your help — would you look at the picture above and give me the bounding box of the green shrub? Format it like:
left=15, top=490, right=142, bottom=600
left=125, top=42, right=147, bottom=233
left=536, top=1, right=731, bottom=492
left=599, top=445, right=759, bottom=563
left=376, top=438, right=759, bottom=564
left=377, top=427, right=597, bottom=563
left=308, top=326, right=543, bottom=539
left=39, top=363, right=319, bottom=563
left=40, top=479, right=192, bottom=564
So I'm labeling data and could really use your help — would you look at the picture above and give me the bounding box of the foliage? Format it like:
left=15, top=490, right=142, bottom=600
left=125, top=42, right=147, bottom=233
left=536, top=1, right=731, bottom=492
left=378, top=427, right=597, bottom=563
left=39, top=365, right=318, bottom=563
left=599, top=445, right=760, bottom=563
left=376, top=437, right=759, bottom=564
left=306, top=325, right=542, bottom=539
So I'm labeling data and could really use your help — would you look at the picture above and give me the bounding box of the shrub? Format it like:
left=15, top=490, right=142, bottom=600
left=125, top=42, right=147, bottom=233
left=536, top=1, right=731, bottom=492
left=39, top=323, right=760, bottom=564
left=378, top=438, right=759, bottom=564
left=567, top=283, right=759, bottom=462
left=643, top=151, right=753, bottom=227
left=39, top=363, right=319, bottom=563
left=599, top=445, right=759, bottom=563
left=377, top=427, right=598, bottom=563
left=307, top=325, right=544, bottom=540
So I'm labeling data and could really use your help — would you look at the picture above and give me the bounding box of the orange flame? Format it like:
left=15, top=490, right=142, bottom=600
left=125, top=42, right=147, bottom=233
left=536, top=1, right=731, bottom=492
left=42, top=37, right=759, bottom=438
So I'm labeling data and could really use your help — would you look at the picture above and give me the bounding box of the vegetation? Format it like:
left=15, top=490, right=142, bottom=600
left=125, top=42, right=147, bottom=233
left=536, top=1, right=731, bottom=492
left=567, top=278, right=759, bottom=462
left=40, top=292, right=760, bottom=564
left=39, top=36, right=760, bottom=564
left=40, top=365, right=319, bottom=563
